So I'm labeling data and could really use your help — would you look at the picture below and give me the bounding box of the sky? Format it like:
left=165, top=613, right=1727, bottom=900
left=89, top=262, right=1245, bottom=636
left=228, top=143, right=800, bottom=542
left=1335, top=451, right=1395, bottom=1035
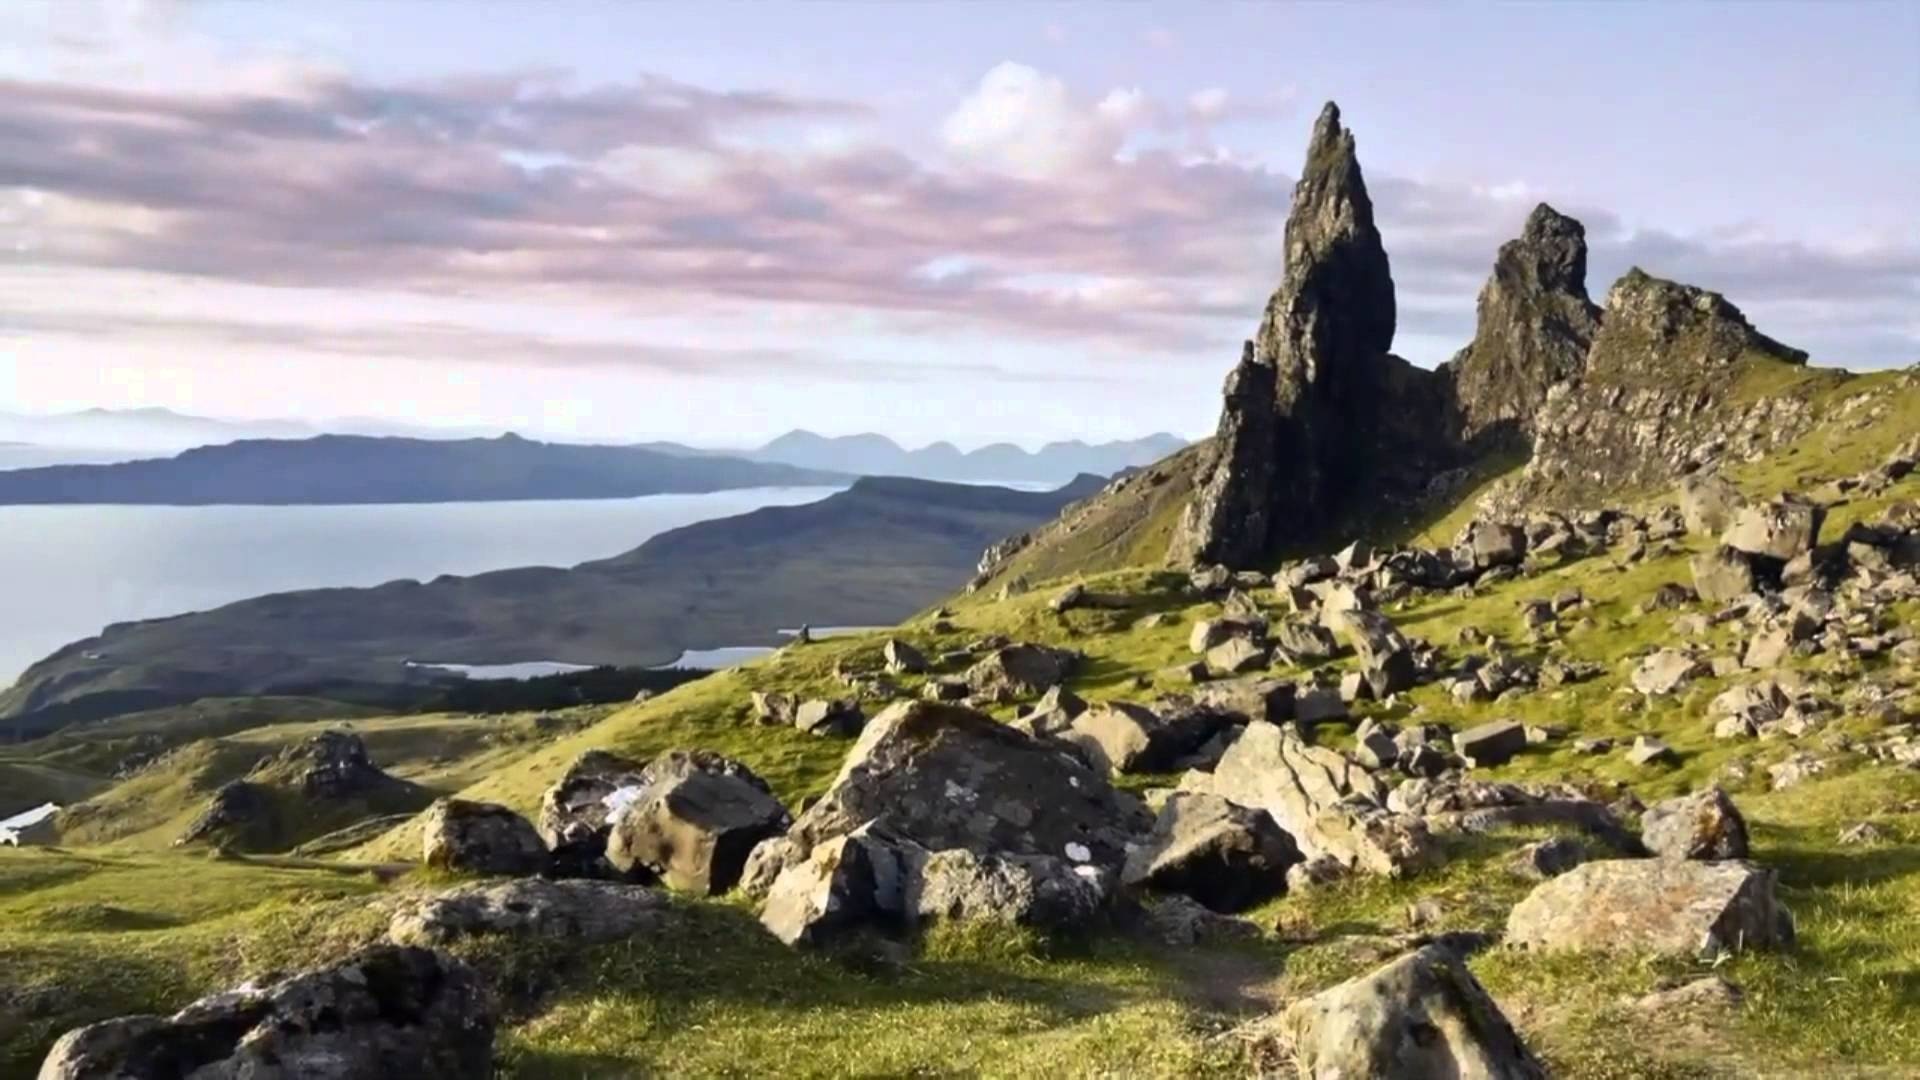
left=0, top=0, right=1915, bottom=449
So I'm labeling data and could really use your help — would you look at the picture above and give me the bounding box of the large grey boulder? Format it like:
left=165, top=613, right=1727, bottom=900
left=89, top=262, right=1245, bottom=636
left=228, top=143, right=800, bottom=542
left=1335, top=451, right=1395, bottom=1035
left=1460, top=521, right=1527, bottom=571
left=1200, top=721, right=1437, bottom=876
left=1192, top=677, right=1296, bottom=725
left=389, top=878, right=666, bottom=946
left=883, top=638, right=929, bottom=675
left=1189, top=616, right=1267, bottom=654
left=420, top=798, right=548, bottom=877
left=1453, top=720, right=1527, bottom=768
left=605, top=752, right=789, bottom=895
left=1507, top=859, right=1793, bottom=956
left=965, top=643, right=1076, bottom=703
left=1063, top=700, right=1228, bottom=774
left=759, top=823, right=918, bottom=947
left=780, top=701, right=1149, bottom=875
left=1280, top=944, right=1546, bottom=1080
left=1326, top=608, right=1417, bottom=696
left=1121, top=793, right=1302, bottom=912
left=1723, top=497, right=1825, bottom=563
left=1678, top=473, right=1747, bottom=537
left=1640, top=787, right=1749, bottom=861
left=794, top=698, right=866, bottom=737
left=1273, top=621, right=1339, bottom=661
left=38, top=946, right=493, bottom=1080
left=1691, top=546, right=1759, bottom=602
left=1631, top=650, right=1708, bottom=696
left=907, top=848, right=1111, bottom=929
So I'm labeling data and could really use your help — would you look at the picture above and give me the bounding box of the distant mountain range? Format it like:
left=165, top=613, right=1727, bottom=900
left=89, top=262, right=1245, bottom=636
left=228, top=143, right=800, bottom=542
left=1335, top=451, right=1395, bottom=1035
left=0, top=408, right=1188, bottom=484
left=0, top=474, right=1108, bottom=735
left=644, top=430, right=1190, bottom=483
left=0, top=434, right=840, bottom=505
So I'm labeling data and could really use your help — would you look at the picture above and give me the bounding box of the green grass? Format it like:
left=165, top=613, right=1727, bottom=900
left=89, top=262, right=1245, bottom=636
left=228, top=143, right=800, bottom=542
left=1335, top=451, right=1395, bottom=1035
left=5, top=372, right=1917, bottom=1077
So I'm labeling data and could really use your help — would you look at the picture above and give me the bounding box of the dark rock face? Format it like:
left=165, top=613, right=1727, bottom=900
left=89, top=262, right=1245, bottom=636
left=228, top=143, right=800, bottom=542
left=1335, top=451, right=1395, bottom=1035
left=38, top=946, right=494, bottom=1080
left=1172, top=103, right=1457, bottom=568
left=1495, top=268, right=1812, bottom=512
left=1447, top=203, right=1603, bottom=446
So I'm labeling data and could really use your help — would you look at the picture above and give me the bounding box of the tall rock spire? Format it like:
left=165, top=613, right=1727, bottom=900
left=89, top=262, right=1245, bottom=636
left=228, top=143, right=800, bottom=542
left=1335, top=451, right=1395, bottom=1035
left=1172, top=102, right=1418, bottom=568
left=1446, top=203, right=1602, bottom=445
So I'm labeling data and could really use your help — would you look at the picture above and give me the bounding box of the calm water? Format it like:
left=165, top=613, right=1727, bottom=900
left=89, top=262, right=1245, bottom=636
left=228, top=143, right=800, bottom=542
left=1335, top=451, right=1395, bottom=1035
left=0, top=487, right=842, bottom=686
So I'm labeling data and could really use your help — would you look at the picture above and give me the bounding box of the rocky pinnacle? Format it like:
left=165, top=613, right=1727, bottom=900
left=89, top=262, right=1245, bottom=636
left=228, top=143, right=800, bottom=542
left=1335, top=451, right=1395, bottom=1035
left=1172, top=102, right=1410, bottom=568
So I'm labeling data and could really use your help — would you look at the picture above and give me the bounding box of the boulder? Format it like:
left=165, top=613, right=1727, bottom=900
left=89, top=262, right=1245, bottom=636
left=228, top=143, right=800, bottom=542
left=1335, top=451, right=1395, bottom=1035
left=1631, top=650, right=1708, bottom=696
left=38, top=947, right=493, bottom=1080
left=1120, top=793, right=1303, bottom=912
left=1192, top=677, right=1296, bottom=725
left=1008, top=684, right=1088, bottom=739
left=605, top=754, right=790, bottom=895
left=1507, top=859, right=1793, bottom=956
left=1205, top=636, right=1269, bottom=675
left=1461, top=521, right=1528, bottom=571
left=1140, top=894, right=1262, bottom=946
left=1273, top=621, right=1339, bottom=661
left=907, top=848, right=1112, bottom=929
left=1507, top=836, right=1590, bottom=880
left=965, top=643, right=1076, bottom=703
left=1723, top=496, right=1824, bottom=563
left=420, top=798, right=548, bottom=877
left=1280, top=945, right=1546, bottom=1080
left=1690, top=546, right=1759, bottom=602
left=536, top=749, right=648, bottom=877
left=1627, top=735, right=1677, bottom=767
left=1202, top=721, right=1436, bottom=877
left=176, top=780, right=270, bottom=848
left=1453, top=720, right=1527, bottom=768
left=388, top=878, right=666, bottom=946
left=759, top=823, right=918, bottom=947
left=750, top=691, right=797, bottom=726
left=779, top=702, right=1149, bottom=876
left=1064, top=700, right=1228, bottom=774
left=1678, top=473, right=1747, bottom=537
left=1189, top=616, right=1266, bottom=654
left=1640, top=787, right=1749, bottom=860
left=794, top=698, right=866, bottom=737
left=882, top=638, right=929, bottom=675
left=1326, top=608, right=1417, bottom=696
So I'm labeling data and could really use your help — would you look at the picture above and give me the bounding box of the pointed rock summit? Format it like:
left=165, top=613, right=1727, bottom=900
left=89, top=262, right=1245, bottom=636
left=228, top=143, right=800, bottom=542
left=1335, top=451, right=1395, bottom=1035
left=1446, top=203, right=1602, bottom=444
left=1173, top=103, right=1452, bottom=568
left=969, top=102, right=1831, bottom=583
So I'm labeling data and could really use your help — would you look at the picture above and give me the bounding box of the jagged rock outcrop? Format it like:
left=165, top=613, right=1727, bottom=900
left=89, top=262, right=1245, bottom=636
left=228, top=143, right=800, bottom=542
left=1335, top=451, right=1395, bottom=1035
left=1172, top=103, right=1457, bottom=568
left=1490, top=268, right=1813, bottom=512
left=1445, top=203, right=1603, bottom=445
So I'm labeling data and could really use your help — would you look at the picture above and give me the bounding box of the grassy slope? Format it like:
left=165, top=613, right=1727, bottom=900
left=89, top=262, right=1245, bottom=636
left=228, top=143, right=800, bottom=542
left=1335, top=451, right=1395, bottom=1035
left=50, top=707, right=611, bottom=851
left=2, top=371, right=1916, bottom=1077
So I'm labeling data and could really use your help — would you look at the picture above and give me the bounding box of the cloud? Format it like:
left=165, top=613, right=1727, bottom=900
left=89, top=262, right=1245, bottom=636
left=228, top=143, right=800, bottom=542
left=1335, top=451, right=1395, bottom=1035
left=940, top=62, right=1128, bottom=180
left=0, top=54, right=1911, bottom=375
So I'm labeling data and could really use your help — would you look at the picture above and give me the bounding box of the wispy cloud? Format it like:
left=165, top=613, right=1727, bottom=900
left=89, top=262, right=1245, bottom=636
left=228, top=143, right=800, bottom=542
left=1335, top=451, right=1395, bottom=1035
left=0, top=50, right=1912, bottom=376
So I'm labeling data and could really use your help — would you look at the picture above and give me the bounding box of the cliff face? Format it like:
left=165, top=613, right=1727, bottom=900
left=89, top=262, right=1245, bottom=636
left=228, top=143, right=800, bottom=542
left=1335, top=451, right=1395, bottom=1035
left=1171, top=104, right=1456, bottom=567
left=978, top=101, right=1833, bottom=580
left=1486, top=268, right=1817, bottom=511
left=1443, top=204, right=1602, bottom=447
